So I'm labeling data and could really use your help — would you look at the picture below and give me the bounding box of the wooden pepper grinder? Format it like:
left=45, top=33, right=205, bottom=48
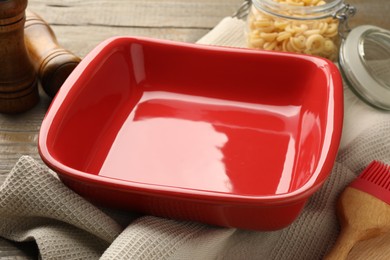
left=0, top=0, right=39, bottom=113
left=24, top=10, right=81, bottom=98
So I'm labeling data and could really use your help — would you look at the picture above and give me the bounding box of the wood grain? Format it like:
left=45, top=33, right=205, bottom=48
left=0, top=0, right=389, bottom=203
left=347, top=232, right=390, bottom=260
left=325, top=188, right=390, bottom=259
left=1, top=0, right=390, bottom=257
left=27, top=0, right=243, bottom=28
left=48, top=25, right=210, bottom=57
left=25, top=10, right=82, bottom=97
left=0, top=0, right=389, bottom=195
left=347, top=0, right=390, bottom=30
left=0, top=0, right=39, bottom=113
left=0, top=0, right=242, bottom=182
left=0, top=87, right=51, bottom=176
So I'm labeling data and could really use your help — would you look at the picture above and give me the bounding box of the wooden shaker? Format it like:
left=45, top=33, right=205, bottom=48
left=0, top=0, right=39, bottom=113
left=25, top=10, right=81, bottom=98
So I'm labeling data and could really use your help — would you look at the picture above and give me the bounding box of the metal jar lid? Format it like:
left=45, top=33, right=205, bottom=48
left=339, top=25, right=390, bottom=110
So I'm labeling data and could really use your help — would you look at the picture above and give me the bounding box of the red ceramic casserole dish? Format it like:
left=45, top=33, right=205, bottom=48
left=39, top=37, right=343, bottom=230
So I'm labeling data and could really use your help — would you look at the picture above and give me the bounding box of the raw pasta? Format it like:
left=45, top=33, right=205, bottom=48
left=247, top=0, right=339, bottom=60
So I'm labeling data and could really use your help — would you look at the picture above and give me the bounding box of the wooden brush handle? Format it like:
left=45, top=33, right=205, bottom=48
left=0, top=0, right=39, bottom=113
left=326, top=226, right=363, bottom=259
left=24, top=10, right=81, bottom=98
left=325, top=188, right=390, bottom=260
left=348, top=232, right=390, bottom=259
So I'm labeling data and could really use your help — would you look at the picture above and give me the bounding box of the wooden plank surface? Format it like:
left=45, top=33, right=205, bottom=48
left=28, top=0, right=242, bottom=27
left=0, top=0, right=389, bottom=204
left=26, top=0, right=390, bottom=58
left=0, top=0, right=389, bottom=214
left=45, top=25, right=210, bottom=57
left=28, top=0, right=243, bottom=57
left=0, top=0, right=242, bottom=180
left=348, top=0, right=390, bottom=30
left=0, top=0, right=390, bottom=257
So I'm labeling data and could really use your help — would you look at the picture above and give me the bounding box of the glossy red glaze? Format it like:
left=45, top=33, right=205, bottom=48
left=38, top=37, right=343, bottom=230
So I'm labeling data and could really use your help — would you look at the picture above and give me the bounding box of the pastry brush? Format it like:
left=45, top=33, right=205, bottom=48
left=326, top=160, right=390, bottom=259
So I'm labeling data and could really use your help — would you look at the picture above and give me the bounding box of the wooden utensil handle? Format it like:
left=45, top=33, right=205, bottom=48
left=347, top=231, right=390, bottom=259
left=24, top=10, right=81, bottom=98
left=325, top=228, right=361, bottom=260
left=326, top=188, right=390, bottom=259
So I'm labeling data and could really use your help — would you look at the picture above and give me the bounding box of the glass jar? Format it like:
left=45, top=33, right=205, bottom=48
left=340, top=25, right=390, bottom=109
left=246, top=0, right=355, bottom=61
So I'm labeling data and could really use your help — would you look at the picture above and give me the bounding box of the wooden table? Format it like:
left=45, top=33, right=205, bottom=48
left=0, top=0, right=245, bottom=178
left=0, top=0, right=389, bottom=258
left=1, top=0, right=390, bottom=181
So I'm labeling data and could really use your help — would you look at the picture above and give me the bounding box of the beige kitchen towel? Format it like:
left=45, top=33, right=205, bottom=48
left=1, top=16, right=390, bottom=260
left=196, top=17, right=246, bottom=48
left=2, top=121, right=390, bottom=259
left=0, top=156, right=123, bottom=259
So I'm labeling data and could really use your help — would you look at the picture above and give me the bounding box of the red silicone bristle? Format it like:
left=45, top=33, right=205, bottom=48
left=350, top=161, right=390, bottom=205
